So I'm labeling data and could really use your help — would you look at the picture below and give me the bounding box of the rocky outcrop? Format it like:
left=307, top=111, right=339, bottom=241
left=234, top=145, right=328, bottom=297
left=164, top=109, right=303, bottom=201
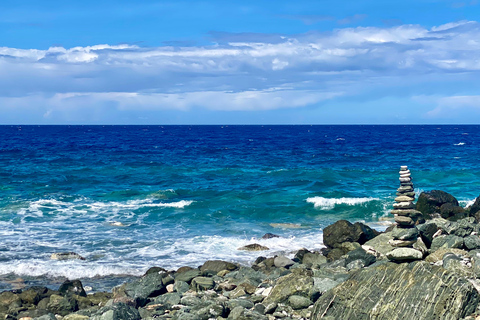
left=416, top=190, right=461, bottom=220
left=312, top=261, right=479, bottom=320
left=322, top=220, right=378, bottom=250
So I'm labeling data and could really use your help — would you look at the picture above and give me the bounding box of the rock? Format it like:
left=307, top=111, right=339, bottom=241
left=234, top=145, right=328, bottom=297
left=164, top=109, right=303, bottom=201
left=416, top=190, right=459, bottom=219
left=465, top=235, right=480, bottom=250
left=261, top=233, right=280, bottom=239
left=35, top=314, right=57, bottom=320
left=395, top=196, right=415, bottom=202
left=440, top=203, right=466, bottom=221
left=58, top=280, right=87, bottom=297
left=263, top=271, right=314, bottom=305
left=393, top=202, right=415, bottom=209
left=430, top=235, right=464, bottom=251
left=90, top=302, right=141, bottom=320
left=386, top=248, right=423, bottom=261
left=388, top=239, right=417, bottom=247
left=344, top=248, right=376, bottom=267
left=143, top=266, right=168, bottom=276
left=417, top=222, right=439, bottom=248
left=50, top=252, right=85, bottom=261
left=288, top=295, right=312, bottom=310
left=191, top=277, right=215, bottom=291
left=274, top=256, right=294, bottom=268
left=363, top=232, right=395, bottom=257
left=173, top=280, right=190, bottom=294
left=63, top=315, right=90, bottom=320
left=425, top=248, right=468, bottom=263
left=322, top=220, right=378, bottom=249
left=47, top=294, right=78, bottom=316
left=443, top=253, right=474, bottom=278
left=311, top=261, right=479, bottom=320
left=394, top=215, right=414, bottom=227
left=391, top=226, right=419, bottom=240
left=124, top=272, right=167, bottom=307
left=174, top=269, right=201, bottom=283
left=446, top=217, right=475, bottom=237
left=469, top=195, right=480, bottom=216
left=301, top=252, right=327, bottom=267
left=200, top=260, right=238, bottom=273
left=238, top=244, right=269, bottom=251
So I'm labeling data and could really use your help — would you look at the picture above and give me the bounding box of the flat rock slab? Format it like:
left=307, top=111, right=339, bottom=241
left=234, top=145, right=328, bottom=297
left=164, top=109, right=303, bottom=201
left=386, top=248, right=423, bottom=261
left=312, top=261, right=479, bottom=320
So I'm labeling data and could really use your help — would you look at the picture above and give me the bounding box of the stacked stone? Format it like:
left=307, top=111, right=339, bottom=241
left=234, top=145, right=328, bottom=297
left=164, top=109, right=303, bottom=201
left=389, top=166, right=423, bottom=248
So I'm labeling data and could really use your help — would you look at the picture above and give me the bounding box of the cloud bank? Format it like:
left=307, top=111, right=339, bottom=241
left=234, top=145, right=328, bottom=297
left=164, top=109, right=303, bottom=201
left=2, top=20, right=480, bottom=123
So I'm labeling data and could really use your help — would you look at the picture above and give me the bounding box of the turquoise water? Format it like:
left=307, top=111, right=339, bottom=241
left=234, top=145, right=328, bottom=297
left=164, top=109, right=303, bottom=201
left=0, top=125, right=479, bottom=290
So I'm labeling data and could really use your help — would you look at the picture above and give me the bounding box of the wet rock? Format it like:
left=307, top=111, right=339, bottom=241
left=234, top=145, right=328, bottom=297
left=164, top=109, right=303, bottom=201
left=237, top=243, right=269, bottom=251
left=288, top=295, right=312, bottom=310
left=312, top=261, right=479, bottom=320
left=386, top=248, right=423, bottom=262
left=416, top=190, right=459, bottom=219
left=200, top=260, right=238, bottom=273
left=90, top=302, right=141, bottom=320
left=322, top=220, right=378, bottom=249
left=261, top=233, right=280, bottom=239
left=59, top=280, right=87, bottom=297
left=274, top=256, right=294, bottom=268
left=50, top=252, right=86, bottom=261
left=430, top=235, right=464, bottom=251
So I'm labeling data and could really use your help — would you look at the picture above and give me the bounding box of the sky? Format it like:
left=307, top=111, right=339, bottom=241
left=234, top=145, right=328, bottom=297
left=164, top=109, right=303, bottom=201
left=1, top=0, right=480, bottom=124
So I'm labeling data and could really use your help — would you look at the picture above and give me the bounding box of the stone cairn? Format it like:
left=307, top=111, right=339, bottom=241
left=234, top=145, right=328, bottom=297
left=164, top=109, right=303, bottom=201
left=387, top=166, right=425, bottom=259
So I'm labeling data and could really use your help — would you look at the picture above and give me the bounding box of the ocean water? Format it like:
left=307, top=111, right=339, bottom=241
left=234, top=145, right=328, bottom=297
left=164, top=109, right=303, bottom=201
left=0, top=125, right=479, bottom=291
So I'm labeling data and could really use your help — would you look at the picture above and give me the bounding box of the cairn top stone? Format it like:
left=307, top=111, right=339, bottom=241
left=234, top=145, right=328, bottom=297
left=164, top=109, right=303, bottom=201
left=400, top=165, right=408, bottom=170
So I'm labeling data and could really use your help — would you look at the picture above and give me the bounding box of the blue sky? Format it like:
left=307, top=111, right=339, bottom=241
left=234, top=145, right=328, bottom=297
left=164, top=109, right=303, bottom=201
left=2, top=0, right=480, bottom=124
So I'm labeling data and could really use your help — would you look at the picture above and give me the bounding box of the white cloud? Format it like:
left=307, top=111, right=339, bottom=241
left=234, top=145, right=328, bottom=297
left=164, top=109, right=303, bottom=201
left=2, top=20, right=480, bottom=120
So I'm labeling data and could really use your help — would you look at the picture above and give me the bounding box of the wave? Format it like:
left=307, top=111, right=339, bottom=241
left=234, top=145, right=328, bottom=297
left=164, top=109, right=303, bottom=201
left=16, top=198, right=194, bottom=217
left=454, top=142, right=466, bottom=146
left=306, top=196, right=380, bottom=209
left=459, top=199, right=476, bottom=208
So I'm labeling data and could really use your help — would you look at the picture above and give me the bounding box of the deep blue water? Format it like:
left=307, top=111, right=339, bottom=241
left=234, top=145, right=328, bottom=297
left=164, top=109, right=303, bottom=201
left=0, top=125, right=479, bottom=290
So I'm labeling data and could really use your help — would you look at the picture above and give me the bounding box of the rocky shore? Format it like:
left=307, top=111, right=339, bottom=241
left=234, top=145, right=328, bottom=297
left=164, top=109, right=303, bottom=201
left=3, top=187, right=480, bottom=320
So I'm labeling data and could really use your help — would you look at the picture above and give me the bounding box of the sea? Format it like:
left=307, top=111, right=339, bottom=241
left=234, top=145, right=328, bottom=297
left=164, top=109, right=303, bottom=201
left=0, top=125, right=479, bottom=291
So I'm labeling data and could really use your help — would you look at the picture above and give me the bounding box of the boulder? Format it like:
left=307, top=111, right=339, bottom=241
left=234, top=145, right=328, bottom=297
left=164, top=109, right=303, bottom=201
left=322, top=220, right=378, bottom=249
left=464, top=235, right=480, bottom=250
left=90, top=302, right=141, bottom=320
left=363, top=232, right=395, bottom=258
left=58, top=280, right=87, bottom=297
left=238, top=244, right=269, bottom=251
left=50, top=252, right=85, bottom=260
left=261, top=233, right=280, bottom=239
left=263, top=271, right=314, bottom=305
left=430, top=235, right=464, bottom=251
left=191, top=277, right=215, bottom=291
left=416, top=190, right=459, bottom=219
left=312, top=261, right=479, bottom=320
left=469, top=195, right=480, bottom=216
left=273, top=256, right=295, bottom=268
left=417, top=222, right=439, bottom=248
left=123, top=272, right=168, bottom=307
left=440, top=203, right=466, bottom=221
left=200, top=260, right=238, bottom=273
left=47, top=294, right=78, bottom=316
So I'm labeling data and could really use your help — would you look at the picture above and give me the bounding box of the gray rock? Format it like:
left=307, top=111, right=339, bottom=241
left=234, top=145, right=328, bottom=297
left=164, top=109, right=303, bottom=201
left=446, top=218, right=475, bottom=237
left=174, top=270, right=201, bottom=283
left=311, top=261, right=479, bottom=320
left=191, top=277, right=215, bottom=291
left=416, top=190, right=459, bottom=220
left=274, top=256, right=295, bottom=268
left=322, top=220, right=378, bottom=249
left=430, top=235, right=464, bottom=251
left=263, top=271, right=314, bottom=304
left=226, top=298, right=254, bottom=310
left=34, top=314, right=57, bottom=320
left=345, top=247, right=376, bottom=267
left=50, top=252, right=86, bottom=260
left=58, top=279, right=87, bottom=297
left=153, top=292, right=181, bottom=307
left=200, top=260, right=238, bottom=273
left=363, top=232, right=395, bottom=257
left=417, top=222, right=439, bottom=248
left=261, top=233, right=280, bottom=239
left=237, top=244, right=269, bottom=251
left=47, top=294, right=78, bottom=316
left=288, top=295, right=312, bottom=310
left=173, top=280, right=190, bottom=294
left=391, top=226, right=419, bottom=240
left=91, top=302, right=141, bottom=320
left=180, top=294, right=202, bottom=306
left=386, top=248, right=423, bottom=262
left=301, top=252, right=327, bottom=267
left=394, top=215, right=414, bottom=227
left=124, top=272, right=167, bottom=307
left=464, top=235, right=480, bottom=250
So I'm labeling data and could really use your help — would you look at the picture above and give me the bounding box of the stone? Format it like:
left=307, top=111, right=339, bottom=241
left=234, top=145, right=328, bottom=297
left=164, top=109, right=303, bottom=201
left=393, top=202, right=415, bottom=209
left=261, top=233, right=280, bottom=239
left=322, top=220, right=378, bottom=249
left=311, top=261, right=479, bottom=320
left=465, top=235, right=480, bottom=250
left=399, top=177, right=411, bottom=183
left=386, top=248, right=423, bottom=261
left=288, top=295, right=312, bottom=310
left=430, top=235, right=464, bottom=251
left=363, top=232, right=395, bottom=257
left=263, top=272, right=314, bottom=305
left=273, top=256, right=294, bottom=268
left=440, top=203, right=467, bottom=221
left=238, top=244, right=269, bottom=251
left=417, top=222, right=439, bottom=248
left=396, top=191, right=416, bottom=197
left=442, top=253, right=474, bottom=278
left=50, top=252, right=85, bottom=260
left=390, top=209, right=421, bottom=216
left=301, top=252, right=327, bottom=267
left=344, top=247, right=376, bottom=267
left=400, top=166, right=408, bottom=170
left=174, top=269, right=201, bottom=284
left=388, top=239, right=417, bottom=247
left=391, top=226, right=419, bottom=240
left=413, top=237, right=428, bottom=255
left=394, top=215, right=414, bottom=226
left=124, top=272, right=167, bottom=307
left=58, top=280, right=87, bottom=297
left=191, top=277, right=215, bottom=291
left=90, top=302, right=141, bottom=320
left=416, top=190, right=459, bottom=219
left=200, top=260, right=238, bottom=273
left=47, top=294, right=78, bottom=316
left=395, top=196, right=415, bottom=202
left=397, top=186, right=414, bottom=193
left=469, top=195, right=480, bottom=216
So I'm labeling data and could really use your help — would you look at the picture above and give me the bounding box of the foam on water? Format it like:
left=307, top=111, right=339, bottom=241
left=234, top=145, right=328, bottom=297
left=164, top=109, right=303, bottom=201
left=306, top=197, right=380, bottom=209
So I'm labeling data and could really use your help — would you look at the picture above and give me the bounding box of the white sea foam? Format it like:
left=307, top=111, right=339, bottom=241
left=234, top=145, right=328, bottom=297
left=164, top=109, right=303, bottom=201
left=306, top=196, right=380, bottom=209
left=454, top=142, right=466, bottom=146
left=459, top=199, right=476, bottom=208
